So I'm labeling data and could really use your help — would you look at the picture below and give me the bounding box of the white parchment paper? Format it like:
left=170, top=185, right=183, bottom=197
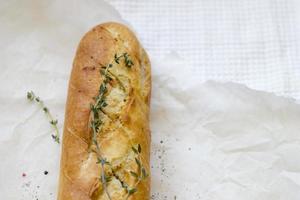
left=108, top=0, right=300, bottom=100
left=1, top=0, right=300, bottom=200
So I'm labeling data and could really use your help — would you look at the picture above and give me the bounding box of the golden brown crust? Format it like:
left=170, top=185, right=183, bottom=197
left=58, top=22, right=151, bottom=200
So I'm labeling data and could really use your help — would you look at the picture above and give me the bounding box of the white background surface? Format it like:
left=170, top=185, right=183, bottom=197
left=1, top=0, right=300, bottom=199
left=109, top=0, right=300, bottom=100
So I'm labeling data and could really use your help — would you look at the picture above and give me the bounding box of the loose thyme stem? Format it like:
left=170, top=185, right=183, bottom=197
left=27, top=91, right=60, bottom=143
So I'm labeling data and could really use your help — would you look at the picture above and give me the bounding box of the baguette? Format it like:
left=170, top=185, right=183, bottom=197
left=58, top=22, right=151, bottom=200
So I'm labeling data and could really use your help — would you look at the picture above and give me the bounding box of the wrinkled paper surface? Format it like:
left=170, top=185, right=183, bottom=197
left=1, top=0, right=300, bottom=200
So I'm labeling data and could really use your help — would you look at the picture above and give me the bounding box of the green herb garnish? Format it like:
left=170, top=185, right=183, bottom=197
left=114, top=53, right=134, bottom=68
left=124, top=144, right=148, bottom=199
left=89, top=53, right=147, bottom=200
left=128, top=188, right=137, bottom=195
left=89, top=63, right=113, bottom=200
left=26, top=91, right=60, bottom=144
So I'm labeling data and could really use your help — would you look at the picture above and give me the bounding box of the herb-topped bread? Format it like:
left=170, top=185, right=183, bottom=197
left=58, top=22, right=151, bottom=200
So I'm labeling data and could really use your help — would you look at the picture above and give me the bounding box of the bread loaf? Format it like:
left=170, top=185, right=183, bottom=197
left=58, top=22, right=151, bottom=200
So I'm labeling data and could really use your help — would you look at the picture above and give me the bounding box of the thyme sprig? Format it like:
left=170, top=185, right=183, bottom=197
left=90, top=53, right=147, bottom=199
left=110, top=144, right=147, bottom=199
left=112, top=170, right=135, bottom=196
left=90, top=64, right=112, bottom=200
left=132, top=144, right=148, bottom=180
left=26, top=91, right=60, bottom=143
left=114, top=53, right=134, bottom=68
left=125, top=144, right=148, bottom=199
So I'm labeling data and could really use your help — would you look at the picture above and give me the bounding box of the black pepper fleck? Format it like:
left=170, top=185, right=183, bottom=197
left=44, top=171, right=48, bottom=175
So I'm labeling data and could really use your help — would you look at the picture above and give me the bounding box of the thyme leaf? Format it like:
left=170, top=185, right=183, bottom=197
left=132, top=146, right=138, bottom=154
left=130, top=171, right=139, bottom=178
left=135, top=158, right=141, bottom=169
left=128, top=188, right=137, bottom=195
left=141, top=168, right=148, bottom=179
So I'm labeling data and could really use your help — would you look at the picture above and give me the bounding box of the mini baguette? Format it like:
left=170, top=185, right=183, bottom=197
left=58, top=22, right=151, bottom=200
